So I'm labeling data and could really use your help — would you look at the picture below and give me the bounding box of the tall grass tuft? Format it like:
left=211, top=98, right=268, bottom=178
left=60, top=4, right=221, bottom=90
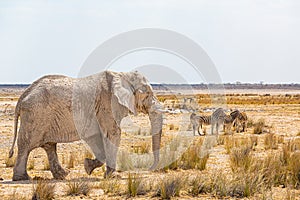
left=253, top=118, right=265, bottom=134
left=264, top=133, right=278, bottom=150
left=65, top=179, right=91, bottom=196
left=156, top=175, right=184, bottom=199
left=32, top=180, right=55, bottom=200
left=229, top=146, right=252, bottom=172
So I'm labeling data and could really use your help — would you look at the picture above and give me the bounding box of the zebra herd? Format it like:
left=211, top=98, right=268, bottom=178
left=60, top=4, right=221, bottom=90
left=190, top=108, right=248, bottom=136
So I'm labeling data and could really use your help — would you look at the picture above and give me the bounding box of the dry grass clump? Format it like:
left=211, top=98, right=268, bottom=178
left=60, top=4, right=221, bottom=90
left=253, top=118, right=265, bottom=134
left=99, top=178, right=123, bottom=195
left=67, top=153, right=75, bottom=169
left=180, top=145, right=209, bottom=170
left=156, top=175, right=185, bottom=199
left=139, top=142, right=150, bottom=154
left=229, top=146, right=252, bottom=172
left=127, top=173, right=149, bottom=197
left=117, top=150, right=133, bottom=171
left=5, top=156, right=15, bottom=167
left=264, top=133, right=278, bottom=150
left=65, top=179, right=91, bottom=196
left=32, top=180, right=55, bottom=200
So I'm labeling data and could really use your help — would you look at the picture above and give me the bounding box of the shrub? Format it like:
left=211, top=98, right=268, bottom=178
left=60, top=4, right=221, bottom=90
left=32, top=180, right=55, bottom=200
left=66, top=179, right=91, bottom=196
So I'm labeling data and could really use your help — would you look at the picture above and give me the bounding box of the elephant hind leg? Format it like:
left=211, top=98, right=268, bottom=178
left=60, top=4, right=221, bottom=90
left=13, top=149, right=30, bottom=181
left=42, top=143, right=68, bottom=180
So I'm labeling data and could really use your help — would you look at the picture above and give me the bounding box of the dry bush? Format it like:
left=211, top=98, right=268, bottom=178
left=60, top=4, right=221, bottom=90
left=264, top=133, right=278, bottom=150
left=65, top=179, right=91, bottom=196
left=253, top=118, right=265, bottom=134
left=230, top=146, right=252, bottom=172
left=277, top=135, right=284, bottom=144
left=156, top=175, right=185, bottom=199
left=32, top=180, right=55, bottom=200
left=5, top=156, right=15, bottom=167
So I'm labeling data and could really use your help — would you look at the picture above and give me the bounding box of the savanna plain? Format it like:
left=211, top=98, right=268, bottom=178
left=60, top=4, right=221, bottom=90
left=0, top=87, right=300, bottom=199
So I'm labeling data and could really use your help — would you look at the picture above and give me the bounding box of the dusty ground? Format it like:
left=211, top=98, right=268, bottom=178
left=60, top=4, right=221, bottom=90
left=0, top=89, right=300, bottom=199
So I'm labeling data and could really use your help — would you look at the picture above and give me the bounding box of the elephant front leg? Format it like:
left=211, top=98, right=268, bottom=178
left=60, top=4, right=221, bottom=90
left=84, top=158, right=104, bottom=175
left=104, top=130, right=121, bottom=178
left=42, top=143, right=68, bottom=180
left=13, top=148, right=30, bottom=181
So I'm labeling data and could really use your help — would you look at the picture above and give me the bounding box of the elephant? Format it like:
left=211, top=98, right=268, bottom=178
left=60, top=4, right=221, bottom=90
left=9, top=70, right=163, bottom=181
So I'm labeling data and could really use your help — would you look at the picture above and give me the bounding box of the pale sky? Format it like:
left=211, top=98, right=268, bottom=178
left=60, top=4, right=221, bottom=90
left=0, top=0, right=299, bottom=84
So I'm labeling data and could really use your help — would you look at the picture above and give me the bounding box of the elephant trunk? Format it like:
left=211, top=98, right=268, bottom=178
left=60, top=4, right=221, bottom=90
left=148, top=98, right=163, bottom=170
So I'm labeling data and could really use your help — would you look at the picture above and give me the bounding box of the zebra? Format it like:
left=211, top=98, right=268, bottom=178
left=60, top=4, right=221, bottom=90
left=223, top=110, right=241, bottom=134
left=211, top=108, right=226, bottom=135
left=234, top=111, right=248, bottom=133
left=190, top=113, right=211, bottom=136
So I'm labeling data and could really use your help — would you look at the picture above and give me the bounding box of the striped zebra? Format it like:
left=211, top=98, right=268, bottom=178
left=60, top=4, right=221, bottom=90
left=211, top=108, right=226, bottom=135
left=190, top=113, right=211, bottom=136
left=223, top=110, right=241, bottom=134
left=234, top=111, right=248, bottom=133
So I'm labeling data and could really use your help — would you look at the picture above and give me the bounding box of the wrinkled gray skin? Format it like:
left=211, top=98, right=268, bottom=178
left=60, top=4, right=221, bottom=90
left=9, top=71, right=163, bottom=181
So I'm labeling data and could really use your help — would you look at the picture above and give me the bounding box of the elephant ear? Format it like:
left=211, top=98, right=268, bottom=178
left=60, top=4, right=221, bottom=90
left=112, top=73, right=136, bottom=115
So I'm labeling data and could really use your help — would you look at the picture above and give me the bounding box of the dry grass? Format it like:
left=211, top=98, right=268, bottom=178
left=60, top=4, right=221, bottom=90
left=264, top=133, right=278, bottom=150
left=65, top=179, right=91, bottom=196
left=117, top=150, right=133, bottom=171
left=7, top=190, right=28, bottom=200
left=32, top=180, right=55, bottom=200
left=99, top=178, right=123, bottom=195
left=229, top=146, right=252, bottom=172
left=28, top=158, right=34, bottom=170
left=67, top=153, right=75, bottom=169
left=126, top=173, right=149, bottom=197
left=156, top=175, right=185, bottom=199
left=253, top=118, right=265, bottom=134
left=180, top=145, right=209, bottom=170
left=5, top=156, right=15, bottom=167
left=43, top=158, right=50, bottom=170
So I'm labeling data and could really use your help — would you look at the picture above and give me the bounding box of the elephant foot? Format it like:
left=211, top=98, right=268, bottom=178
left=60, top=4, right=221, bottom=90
left=52, top=168, right=69, bottom=180
left=84, top=158, right=104, bottom=175
left=104, top=166, right=116, bottom=179
left=12, top=173, right=30, bottom=181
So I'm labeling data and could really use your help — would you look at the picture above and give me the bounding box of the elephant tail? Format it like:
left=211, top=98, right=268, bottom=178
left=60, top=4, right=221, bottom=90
left=9, top=102, right=20, bottom=158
